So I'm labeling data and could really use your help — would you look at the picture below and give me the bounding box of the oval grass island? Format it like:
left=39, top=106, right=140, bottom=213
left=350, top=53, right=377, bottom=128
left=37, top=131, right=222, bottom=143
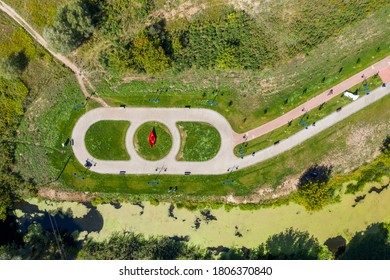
left=85, top=120, right=130, bottom=160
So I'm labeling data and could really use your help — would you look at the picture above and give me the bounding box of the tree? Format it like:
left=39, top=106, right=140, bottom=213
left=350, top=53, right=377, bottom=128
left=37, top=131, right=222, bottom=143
left=250, top=228, right=331, bottom=260
left=295, top=165, right=333, bottom=211
left=340, top=223, right=390, bottom=260
left=0, top=244, right=22, bottom=260
left=44, top=1, right=94, bottom=54
left=0, top=52, right=29, bottom=79
left=381, top=135, right=390, bottom=155
left=131, top=33, right=170, bottom=74
left=0, top=173, right=19, bottom=222
left=79, top=231, right=210, bottom=260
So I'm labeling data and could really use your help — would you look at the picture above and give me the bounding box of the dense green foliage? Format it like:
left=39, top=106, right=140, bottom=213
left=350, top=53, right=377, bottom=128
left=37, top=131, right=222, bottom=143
left=177, top=122, right=221, bottom=161
left=44, top=1, right=94, bottom=54
left=0, top=78, right=28, bottom=132
left=131, top=32, right=170, bottom=74
left=0, top=13, right=86, bottom=221
left=295, top=165, right=333, bottom=211
left=134, top=122, right=172, bottom=161
left=95, top=0, right=388, bottom=73
left=247, top=228, right=331, bottom=260
left=340, top=223, right=390, bottom=259
left=80, top=231, right=211, bottom=260
left=85, top=120, right=130, bottom=160
left=2, top=220, right=390, bottom=260
left=168, top=10, right=276, bottom=70
left=0, top=223, right=77, bottom=260
left=0, top=17, right=41, bottom=221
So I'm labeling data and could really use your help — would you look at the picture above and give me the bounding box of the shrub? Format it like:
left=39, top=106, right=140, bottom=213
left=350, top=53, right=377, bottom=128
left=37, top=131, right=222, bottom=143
left=44, top=1, right=94, bottom=54
left=149, top=198, right=159, bottom=206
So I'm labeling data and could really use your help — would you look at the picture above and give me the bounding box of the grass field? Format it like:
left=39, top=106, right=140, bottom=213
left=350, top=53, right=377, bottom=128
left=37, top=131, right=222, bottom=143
left=85, top=120, right=130, bottom=160
left=50, top=92, right=390, bottom=200
left=134, top=122, right=172, bottom=161
left=176, top=122, right=221, bottom=161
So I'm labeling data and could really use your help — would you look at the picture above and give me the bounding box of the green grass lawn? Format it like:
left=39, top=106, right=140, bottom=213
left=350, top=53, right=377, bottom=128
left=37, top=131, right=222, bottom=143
left=53, top=93, right=390, bottom=198
left=234, top=93, right=354, bottom=156
left=176, top=122, right=221, bottom=161
left=134, top=122, right=172, bottom=161
left=85, top=120, right=130, bottom=160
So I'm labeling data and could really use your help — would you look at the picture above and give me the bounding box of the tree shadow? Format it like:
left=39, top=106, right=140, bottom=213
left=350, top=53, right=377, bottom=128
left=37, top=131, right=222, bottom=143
left=147, top=18, right=172, bottom=56
left=324, top=235, right=346, bottom=258
left=339, top=223, right=390, bottom=260
left=0, top=214, right=22, bottom=245
left=9, top=51, right=29, bottom=73
left=381, top=135, right=390, bottom=153
left=152, top=127, right=157, bottom=142
left=298, top=164, right=333, bottom=188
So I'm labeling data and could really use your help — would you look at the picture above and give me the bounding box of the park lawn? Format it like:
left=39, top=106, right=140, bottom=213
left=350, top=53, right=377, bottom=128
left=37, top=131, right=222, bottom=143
left=134, top=122, right=172, bottom=161
left=234, top=90, right=356, bottom=156
left=176, top=122, right=221, bottom=161
left=85, top=120, right=130, bottom=160
left=53, top=93, right=390, bottom=198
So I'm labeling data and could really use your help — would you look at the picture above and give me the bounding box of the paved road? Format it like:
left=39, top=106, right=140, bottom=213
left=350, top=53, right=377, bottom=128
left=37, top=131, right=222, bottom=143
left=0, top=0, right=109, bottom=107
left=234, top=56, right=390, bottom=144
left=72, top=84, right=389, bottom=175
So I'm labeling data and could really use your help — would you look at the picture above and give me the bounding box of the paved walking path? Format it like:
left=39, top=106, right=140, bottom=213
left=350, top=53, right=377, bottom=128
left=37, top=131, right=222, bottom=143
left=72, top=84, right=389, bottom=175
left=234, top=56, right=390, bottom=144
left=0, top=0, right=109, bottom=107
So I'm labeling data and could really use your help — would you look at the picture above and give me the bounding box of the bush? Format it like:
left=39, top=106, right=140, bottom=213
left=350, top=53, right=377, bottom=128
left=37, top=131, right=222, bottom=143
left=345, top=182, right=361, bottom=195
left=131, top=33, right=170, bottom=74
left=44, top=1, right=94, bottom=54
left=149, top=198, right=159, bottom=206
left=0, top=52, right=29, bottom=79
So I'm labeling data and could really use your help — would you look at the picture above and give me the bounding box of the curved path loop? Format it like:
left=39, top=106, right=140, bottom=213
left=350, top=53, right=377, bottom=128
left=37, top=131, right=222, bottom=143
left=72, top=84, right=389, bottom=175
left=0, top=0, right=109, bottom=108
left=72, top=108, right=238, bottom=175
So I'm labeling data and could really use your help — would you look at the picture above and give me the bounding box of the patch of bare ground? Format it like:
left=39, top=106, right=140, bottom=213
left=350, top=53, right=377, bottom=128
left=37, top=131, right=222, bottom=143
left=225, top=178, right=298, bottom=204
left=150, top=1, right=206, bottom=22
left=38, top=187, right=93, bottom=203
left=122, top=75, right=153, bottom=83
left=229, top=0, right=275, bottom=16
left=175, top=124, right=187, bottom=160
left=321, top=123, right=389, bottom=173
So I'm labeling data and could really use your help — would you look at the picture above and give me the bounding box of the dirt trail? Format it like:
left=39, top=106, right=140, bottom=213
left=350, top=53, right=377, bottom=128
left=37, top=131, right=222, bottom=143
left=0, top=0, right=109, bottom=108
